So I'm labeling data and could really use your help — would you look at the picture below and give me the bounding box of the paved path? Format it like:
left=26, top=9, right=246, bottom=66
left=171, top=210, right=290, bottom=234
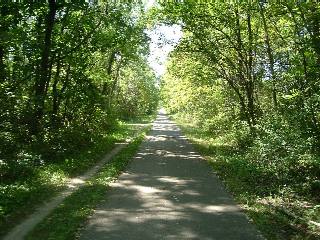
left=79, top=112, right=264, bottom=240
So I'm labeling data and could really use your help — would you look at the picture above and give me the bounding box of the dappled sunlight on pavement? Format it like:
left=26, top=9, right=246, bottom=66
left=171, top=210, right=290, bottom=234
left=79, top=112, right=264, bottom=240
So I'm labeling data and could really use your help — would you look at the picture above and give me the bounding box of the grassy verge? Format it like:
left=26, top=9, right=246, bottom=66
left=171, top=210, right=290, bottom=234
left=175, top=118, right=320, bottom=240
left=25, top=131, right=148, bottom=240
left=0, top=117, right=152, bottom=238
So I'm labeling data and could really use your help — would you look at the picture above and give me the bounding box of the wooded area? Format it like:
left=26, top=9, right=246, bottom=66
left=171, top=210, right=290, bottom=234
left=159, top=1, right=319, bottom=238
left=1, top=1, right=319, bottom=239
left=0, top=2, right=158, bottom=180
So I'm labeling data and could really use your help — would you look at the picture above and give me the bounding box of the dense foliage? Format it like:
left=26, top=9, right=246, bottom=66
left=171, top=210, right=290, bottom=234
left=159, top=1, right=319, bottom=238
left=0, top=2, right=158, bottom=181
left=1, top=1, right=319, bottom=239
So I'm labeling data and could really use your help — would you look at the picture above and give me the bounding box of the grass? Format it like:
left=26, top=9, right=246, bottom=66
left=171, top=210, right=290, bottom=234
left=175, top=117, right=320, bottom=240
left=25, top=132, right=148, bottom=240
left=0, top=117, right=152, bottom=238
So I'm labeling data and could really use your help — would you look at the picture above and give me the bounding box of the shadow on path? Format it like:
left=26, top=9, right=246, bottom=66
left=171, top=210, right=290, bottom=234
left=79, top=112, right=264, bottom=240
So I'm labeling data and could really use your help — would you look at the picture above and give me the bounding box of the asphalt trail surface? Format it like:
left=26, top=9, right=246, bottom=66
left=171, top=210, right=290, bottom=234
left=79, top=112, right=264, bottom=240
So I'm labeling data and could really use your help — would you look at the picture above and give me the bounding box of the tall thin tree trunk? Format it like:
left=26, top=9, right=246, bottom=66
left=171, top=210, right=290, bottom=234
left=33, top=0, right=57, bottom=134
left=60, top=64, right=71, bottom=124
left=102, top=50, right=116, bottom=94
left=246, top=6, right=256, bottom=127
left=259, top=3, right=277, bottom=108
left=107, top=58, right=122, bottom=109
left=51, top=58, right=61, bottom=126
left=235, top=5, right=252, bottom=128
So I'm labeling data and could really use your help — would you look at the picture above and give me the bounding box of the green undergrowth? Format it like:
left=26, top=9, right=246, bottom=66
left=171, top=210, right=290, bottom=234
left=26, top=131, right=147, bottom=240
left=175, top=117, right=320, bottom=240
left=0, top=117, right=152, bottom=238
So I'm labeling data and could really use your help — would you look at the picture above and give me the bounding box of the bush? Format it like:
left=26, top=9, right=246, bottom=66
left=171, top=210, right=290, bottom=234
left=242, top=114, right=319, bottom=195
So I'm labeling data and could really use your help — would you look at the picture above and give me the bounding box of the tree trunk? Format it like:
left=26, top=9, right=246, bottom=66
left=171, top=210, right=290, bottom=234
left=246, top=7, right=256, bottom=127
left=234, top=4, right=256, bottom=130
left=259, top=2, right=277, bottom=108
left=51, top=59, right=61, bottom=126
left=107, top=58, right=122, bottom=109
left=33, top=0, right=56, bottom=134
left=102, top=50, right=116, bottom=94
left=60, top=64, right=71, bottom=124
